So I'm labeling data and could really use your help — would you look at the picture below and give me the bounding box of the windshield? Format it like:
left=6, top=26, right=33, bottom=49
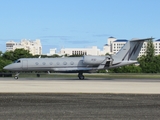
left=14, top=59, right=21, bottom=63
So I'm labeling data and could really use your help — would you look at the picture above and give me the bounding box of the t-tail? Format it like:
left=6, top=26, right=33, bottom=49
left=110, top=38, right=153, bottom=68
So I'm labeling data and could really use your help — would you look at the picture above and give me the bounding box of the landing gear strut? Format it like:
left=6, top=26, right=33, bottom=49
left=14, top=72, right=20, bottom=79
left=78, top=72, right=85, bottom=80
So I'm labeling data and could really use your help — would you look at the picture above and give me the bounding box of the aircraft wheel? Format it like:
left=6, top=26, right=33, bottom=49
left=14, top=76, right=18, bottom=79
left=78, top=72, right=84, bottom=80
left=79, top=75, right=84, bottom=80
left=37, top=74, right=40, bottom=77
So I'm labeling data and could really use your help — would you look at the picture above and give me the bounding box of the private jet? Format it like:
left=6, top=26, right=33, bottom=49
left=3, top=38, right=152, bottom=79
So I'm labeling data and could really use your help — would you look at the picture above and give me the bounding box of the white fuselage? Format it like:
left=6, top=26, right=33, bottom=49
left=4, top=56, right=137, bottom=73
left=4, top=57, right=99, bottom=72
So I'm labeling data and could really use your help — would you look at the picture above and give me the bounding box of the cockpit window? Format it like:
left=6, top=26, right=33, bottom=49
left=14, top=60, right=21, bottom=63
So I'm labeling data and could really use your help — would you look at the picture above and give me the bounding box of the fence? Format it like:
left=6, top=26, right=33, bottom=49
left=0, top=73, right=12, bottom=77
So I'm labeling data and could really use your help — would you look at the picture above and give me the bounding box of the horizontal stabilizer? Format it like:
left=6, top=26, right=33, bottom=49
left=130, top=38, right=154, bottom=42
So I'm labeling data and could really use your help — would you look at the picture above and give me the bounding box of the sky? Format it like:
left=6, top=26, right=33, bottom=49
left=0, top=0, right=160, bottom=54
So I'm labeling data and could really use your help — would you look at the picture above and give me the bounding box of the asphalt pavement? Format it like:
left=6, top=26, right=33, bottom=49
left=0, top=93, right=160, bottom=120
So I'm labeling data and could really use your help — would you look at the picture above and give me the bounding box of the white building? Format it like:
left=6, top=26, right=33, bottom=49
left=6, top=39, right=42, bottom=55
left=47, top=37, right=159, bottom=57
left=139, top=42, right=147, bottom=57
left=100, top=37, right=128, bottom=55
left=60, top=46, right=101, bottom=56
left=139, top=39, right=160, bottom=56
left=153, top=39, right=160, bottom=55
left=104, top=37, right=160, bottom=57
left=47, top=48, right=57, bottom=56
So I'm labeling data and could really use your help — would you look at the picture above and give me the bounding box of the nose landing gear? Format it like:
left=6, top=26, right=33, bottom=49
left=14, top=72, right=20, bottom=79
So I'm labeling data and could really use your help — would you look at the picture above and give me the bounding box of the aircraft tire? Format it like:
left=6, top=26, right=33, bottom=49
left=37, top=74, right=40, bottom=77
left=79, top=76, right=84, bottom=80
left=14, top=76, right=18, bottom=79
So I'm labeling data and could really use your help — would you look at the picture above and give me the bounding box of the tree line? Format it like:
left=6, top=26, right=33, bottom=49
left=0, top=39, right=159, bottom=73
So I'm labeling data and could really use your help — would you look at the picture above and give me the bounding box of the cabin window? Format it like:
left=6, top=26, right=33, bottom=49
left=57, top=62, right=60, bottom=65
left=50, top=62, right=53, bottom=65
left=35, top=62, right=39, bottom=65
left=17, top=60, right=21, bottom=63
left=42, top=62, right=46, bottom=65
left=70, top=61, right=74, bottom=65
left=63, top=61, right=67, bottom=65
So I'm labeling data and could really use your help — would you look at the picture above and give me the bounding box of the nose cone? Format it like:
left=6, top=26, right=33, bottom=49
left=3, top=65, right=11, bottom=70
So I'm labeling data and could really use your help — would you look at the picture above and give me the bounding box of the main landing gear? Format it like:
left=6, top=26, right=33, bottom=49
left=78, top=72, right=85, bottom=80
left=37, top=74, right=40, bottom=77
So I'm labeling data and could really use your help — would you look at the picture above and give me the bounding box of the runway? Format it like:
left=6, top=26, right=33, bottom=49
left=0, top=78, right=160, bottom=94
left=0, top=93, right=160, bottom=120
left=0, top=78, right=160, bottom=119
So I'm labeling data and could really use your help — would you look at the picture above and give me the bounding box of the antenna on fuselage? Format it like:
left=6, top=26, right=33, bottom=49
left=39, top=55, right=41, bottom=58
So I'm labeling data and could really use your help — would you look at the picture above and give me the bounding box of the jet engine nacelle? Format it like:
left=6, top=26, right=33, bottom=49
left=83, top=55, right=112, bottom=65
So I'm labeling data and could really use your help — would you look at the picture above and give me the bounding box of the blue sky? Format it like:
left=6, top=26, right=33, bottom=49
left=0, top=0, right=160, bottom=54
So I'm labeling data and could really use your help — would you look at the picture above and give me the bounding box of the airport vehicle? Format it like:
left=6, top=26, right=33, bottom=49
left=3, top=38, right=152, bottom=79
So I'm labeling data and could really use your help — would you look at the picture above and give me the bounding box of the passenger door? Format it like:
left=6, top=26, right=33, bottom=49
left=22, top=60, right=28, bottom=70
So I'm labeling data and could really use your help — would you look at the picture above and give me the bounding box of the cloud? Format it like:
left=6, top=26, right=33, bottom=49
left=93, top=34, right=110, bottom=37
left=0, top=38, right=20, bottom=41
left=42, top=27, right=49, bottom=32
left=66, top=40, right=95, bottom=44
left=40, top=36, right=71, bottom=40
left=70, top=30, right=90, bottom=34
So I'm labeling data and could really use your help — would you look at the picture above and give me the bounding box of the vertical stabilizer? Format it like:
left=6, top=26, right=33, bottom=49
left=112, top=38, right=153, bottom=63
